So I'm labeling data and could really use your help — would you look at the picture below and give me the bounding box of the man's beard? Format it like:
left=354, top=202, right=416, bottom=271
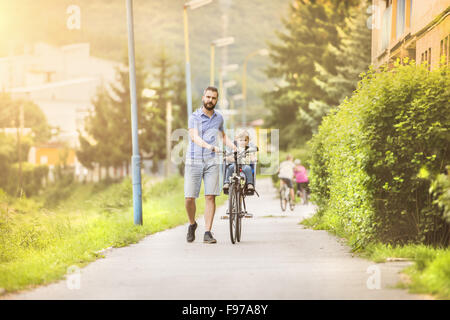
left=203, top=101, right=216, bottom=111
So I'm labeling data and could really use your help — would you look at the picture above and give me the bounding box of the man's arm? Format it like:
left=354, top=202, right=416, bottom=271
left=189, top=128, right=217, bottom=152
left=222, top=131, right=238, bottom=151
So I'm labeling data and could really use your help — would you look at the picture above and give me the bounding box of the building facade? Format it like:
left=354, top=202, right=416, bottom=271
left=371, top=0, right=450, bottom=70
left=0, top=42, right=120, bottom=146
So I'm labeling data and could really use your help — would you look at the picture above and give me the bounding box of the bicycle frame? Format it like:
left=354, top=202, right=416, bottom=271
left=223, top=146, right=258, bottom=243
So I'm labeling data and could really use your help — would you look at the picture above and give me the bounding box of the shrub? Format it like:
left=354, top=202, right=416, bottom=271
left=309, top=61, right=450, bottom=247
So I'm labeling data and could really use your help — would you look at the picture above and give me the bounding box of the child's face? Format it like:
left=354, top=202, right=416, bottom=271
left=237, top=137, right=249, bottom=147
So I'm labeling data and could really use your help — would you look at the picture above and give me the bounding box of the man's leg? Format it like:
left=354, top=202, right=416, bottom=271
left=185, top=197, right=196, bottom=224
left=204, top=195, right=216, bottom=231
left=184, top=161, right=202, bottom=242
left=203, top=158, right=220, bottom=240
left=280, top=179, right=285, bottom=192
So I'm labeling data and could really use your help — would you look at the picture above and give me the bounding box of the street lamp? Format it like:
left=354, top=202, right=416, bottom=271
left=126, top=0, right=143, bottom=225
left=183, top=0, right=213, bottom=123
left=210, top=37, right=234, bottom=86
left=242, top=48, right=269, bottom=127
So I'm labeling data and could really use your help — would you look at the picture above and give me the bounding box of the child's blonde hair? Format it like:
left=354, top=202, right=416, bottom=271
left=236, top=130, right=250, bottom=141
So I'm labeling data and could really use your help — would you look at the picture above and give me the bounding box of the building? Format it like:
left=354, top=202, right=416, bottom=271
left=371, top=0, right=450, bottom=70
left=0, top=42, right=121, bottom=147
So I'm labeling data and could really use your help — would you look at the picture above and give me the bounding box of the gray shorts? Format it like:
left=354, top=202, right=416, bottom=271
left=184, top=157, right=220, bottom=198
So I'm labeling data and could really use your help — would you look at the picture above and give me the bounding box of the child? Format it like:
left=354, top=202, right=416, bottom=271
left=223, top=130, right=256, bottom=194
left=294, top=159, right=309, bottom=203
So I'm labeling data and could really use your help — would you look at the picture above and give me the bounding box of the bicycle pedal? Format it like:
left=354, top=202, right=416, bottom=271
left=221, top=215, right=229, bottom=220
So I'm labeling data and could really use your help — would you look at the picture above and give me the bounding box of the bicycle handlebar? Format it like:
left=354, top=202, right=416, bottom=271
left=222, top=146, right=258, bottom=159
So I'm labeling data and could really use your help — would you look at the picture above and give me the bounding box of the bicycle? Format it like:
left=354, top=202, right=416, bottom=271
left=296, top=183, right=310, bottom=205
left=280, top=180, right=295, bottom=212
left=223, top=146, right=259, bottom=244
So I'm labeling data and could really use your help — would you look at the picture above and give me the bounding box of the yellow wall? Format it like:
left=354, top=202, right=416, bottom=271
left=35, top=148, right=76, bottom=166
left=416, top=15, right=450, bottom=69
left=411, top=0, right=450, bottom=35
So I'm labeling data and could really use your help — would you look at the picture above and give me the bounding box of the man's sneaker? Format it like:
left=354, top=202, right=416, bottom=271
left=186, top=222, right=197, bottom=243
left=203, top=231, right=217, bottom=244
left=223, top=183, right=229, bottom=195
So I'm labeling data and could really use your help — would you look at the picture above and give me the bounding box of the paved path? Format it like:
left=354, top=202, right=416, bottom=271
left=6, top=178, right=426, bottom=300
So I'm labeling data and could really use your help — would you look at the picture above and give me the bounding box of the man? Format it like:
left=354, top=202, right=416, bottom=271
left=278, top=154, right=296, bottom=204
left=185, top=86, right=236, bottom=244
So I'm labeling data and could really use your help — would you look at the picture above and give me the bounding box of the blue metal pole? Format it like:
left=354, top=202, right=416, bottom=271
left=183, top=7, right=193, bottom=122
left=126, top=0, right=143, bottom=225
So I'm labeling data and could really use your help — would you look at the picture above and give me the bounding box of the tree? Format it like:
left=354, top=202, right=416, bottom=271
left=263, top=0, right=359, bottom=149
left=142, top=46, right=175, bottom=170
left=0, top=93, right=51, bottom=143
left=77, top=54, right=150, bottom=177
left=311, top=0, right=372, bottom=122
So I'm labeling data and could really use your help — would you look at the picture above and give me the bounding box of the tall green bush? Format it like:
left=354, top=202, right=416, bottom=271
left=309, top=62, right=450, bottom=247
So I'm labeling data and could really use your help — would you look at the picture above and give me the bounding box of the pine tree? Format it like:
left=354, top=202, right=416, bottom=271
left=142, top=47, right=175, bottom=170
left=264, top=0, right=359, bottom=148
left=312, top=0, right=372, bottom=118
left=77, top=55, right=151, bottom=176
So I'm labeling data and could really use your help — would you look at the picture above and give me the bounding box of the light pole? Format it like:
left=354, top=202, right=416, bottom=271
left=126, top=0, right=143, bottom=225
left=231, top=93, right=243, bottom=130
left=210, top=37, right=234, bottom=86
left=218, top=63, right=239, bottom=107
left=242, top=48, right=269, bottom=127
left=183, top=0, right=213, bottom=123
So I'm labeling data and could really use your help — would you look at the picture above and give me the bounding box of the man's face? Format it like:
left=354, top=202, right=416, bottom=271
left=202, top=90, right=218, bottom=110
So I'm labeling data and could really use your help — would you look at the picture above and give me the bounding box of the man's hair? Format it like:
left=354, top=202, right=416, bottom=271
left=203, top=86, right=219, bottom=97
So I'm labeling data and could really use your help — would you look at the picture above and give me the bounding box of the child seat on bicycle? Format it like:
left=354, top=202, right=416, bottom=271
left=223, top=130, right=257, bottom=196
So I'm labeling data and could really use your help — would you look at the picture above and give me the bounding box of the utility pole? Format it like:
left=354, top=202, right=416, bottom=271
left=166, top=101, right=172, bottom=178
left=17, top=102, right=24, bottom=196
left=126, top=0, right=143, bottom=225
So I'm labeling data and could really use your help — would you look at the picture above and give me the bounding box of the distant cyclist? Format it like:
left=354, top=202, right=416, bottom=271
left=278, top=154, right=295, bottom=204
left=294, top=159, right=309, bottom=204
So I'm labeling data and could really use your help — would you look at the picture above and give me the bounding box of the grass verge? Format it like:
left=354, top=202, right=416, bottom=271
left=301, top=213, right=450, bottom=299
left=0, top=175, right=226, bottom=294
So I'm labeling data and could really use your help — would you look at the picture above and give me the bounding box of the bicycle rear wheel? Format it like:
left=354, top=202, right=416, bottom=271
left=229, top=185, right=238, bottom=244
left=280, top=187, right=287, bottom=211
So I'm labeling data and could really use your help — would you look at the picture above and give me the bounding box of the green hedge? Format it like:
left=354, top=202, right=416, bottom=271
left=309, top=61, right=450, bottom=248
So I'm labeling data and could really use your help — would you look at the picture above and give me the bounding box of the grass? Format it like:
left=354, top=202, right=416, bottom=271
left=301, top=213, right=450, bottom=299
left=0, top=175, right=226, bottom=293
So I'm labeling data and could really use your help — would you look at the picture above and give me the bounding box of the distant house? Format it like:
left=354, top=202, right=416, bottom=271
left=0, top=42, right=121, bottom=147
left=28, top=143, right=76, bottom=167
left=371, top=0, right=450, bottom=70
left=0, top=43, right=123, bottom=181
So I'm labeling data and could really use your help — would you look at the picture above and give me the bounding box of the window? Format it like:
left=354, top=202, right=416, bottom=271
left=421, top=48, right=432, bottom=70
left=382, top=5, right=392, bottom=50
left=396, top=0, right=406, bottom=39
left=440, top=35, right=449, bottom=66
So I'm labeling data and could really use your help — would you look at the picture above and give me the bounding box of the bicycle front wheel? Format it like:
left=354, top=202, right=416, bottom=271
left=236, top=191, right=243, bottom=242
left=229, top=185, right=238, bottom=244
